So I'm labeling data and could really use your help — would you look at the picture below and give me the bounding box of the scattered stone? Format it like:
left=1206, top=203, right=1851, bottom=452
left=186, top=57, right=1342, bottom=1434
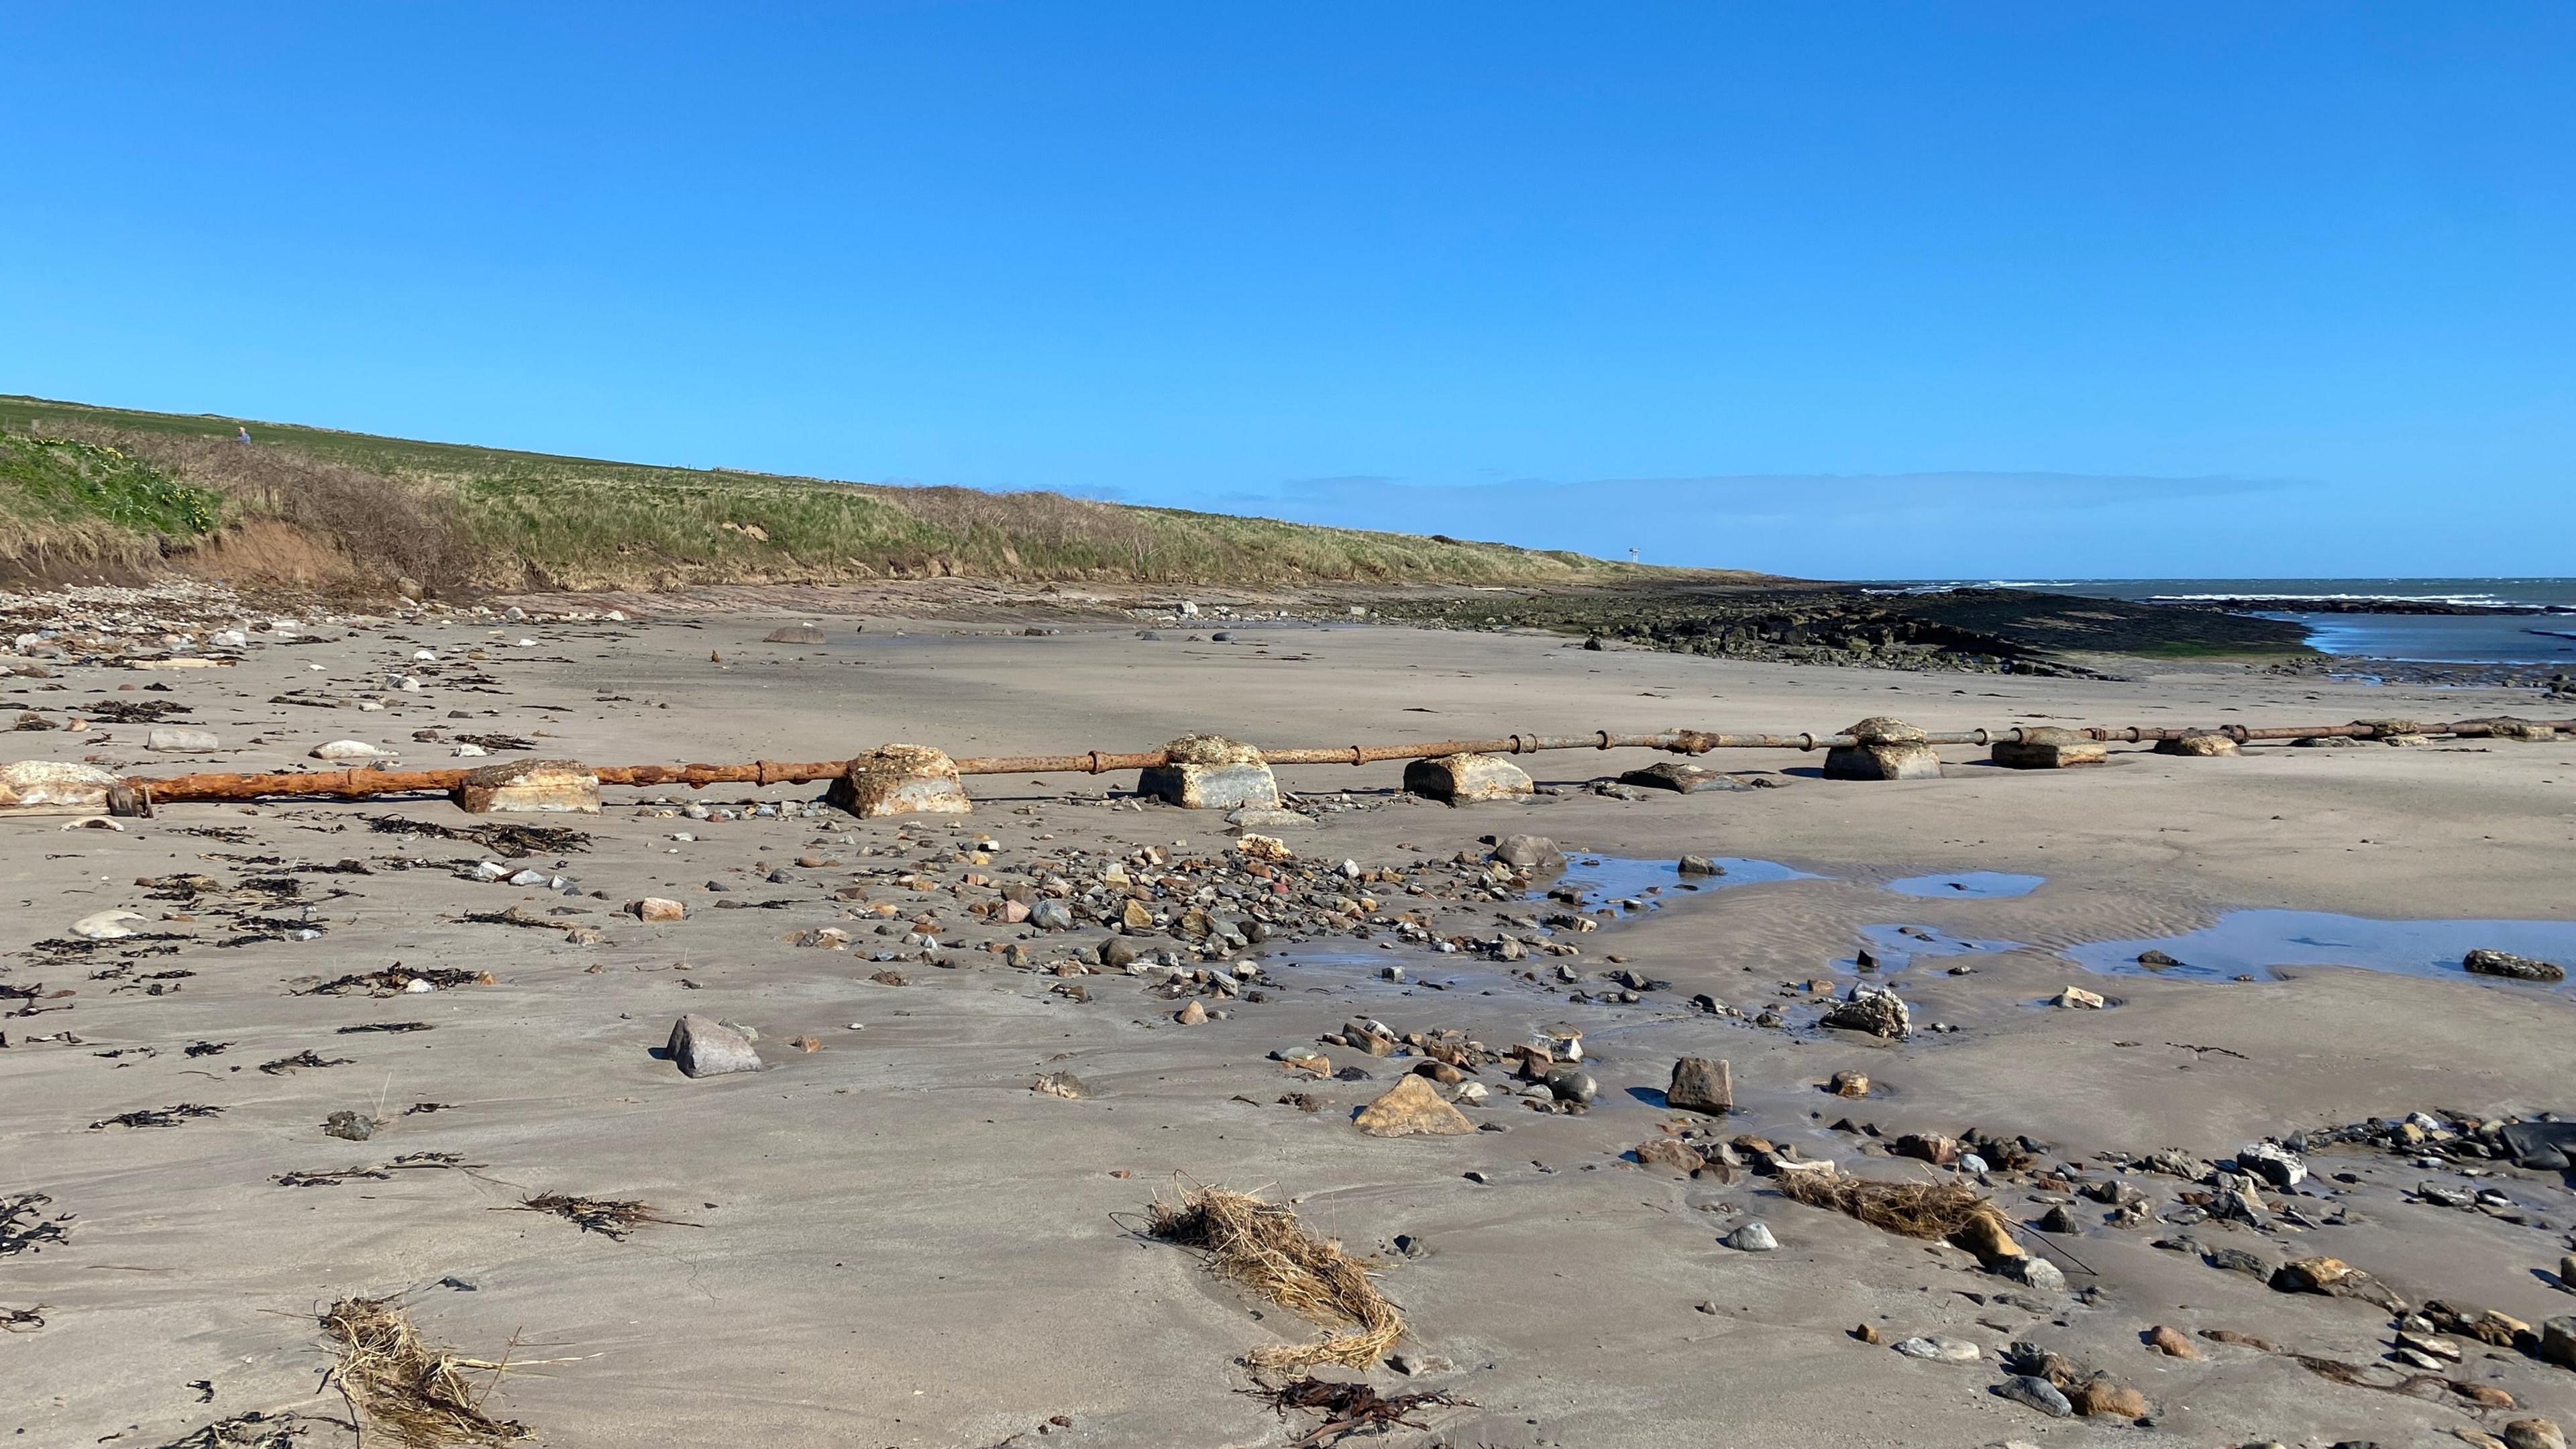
left=1992, top=1375, right=2072, bottom=1418
left=2270, top=1256, right=2403, bottom=1309
left=1821, top=984, right=1911, bottom=1040
left=70, top=910, right=148, bottom=941
left=1677, top=854, right=1726, bottom=875
left=2145, top=1324, right=2200, bottom=1358
left=2236, top=1141, right=2307, bottom=1190
left=144, top=725, right=220, bottom=753
left=666, top=1014, right=761, bottom=1077
left=2051, top=985, right=2106, bottom=1009
left=1892, top=1335, right=1982, bottom=1364
left=1174, top=1000, right=1208, bottom=1026
left=2505, top=1420, right=2567, bottom=1449
left=2136, top=949, right=2182, bottom=969
left=1032, top=1071, right=1091, bottom=1099
left=2065, top=1373, right=2147, bottom=1418
left=322, top=1110, right=377, bottom=1142
left=1722, top=1221, right=1778, bottom=1252
left=1492, top=834, right=1564, bottom=869
left=1354, top=1075, right=1475, bottom=1138
left=763, top=623, right=828, bottom=643
left=629, top=898, right=686, bottom=922
left=2540, top=1316, right=2576, bottom=1371
left=1618, top=761, right=1744, bottom=794
left=1828, top=1069, right=1870, bottom=1097
left=2465, top=949, right=2567, bottom=983
left=309, top=739, right=385, bottom=761
left=1543, top=1066, right=1597, bottom=1104
left=1665, top=1057, right=1733, bottom=1115
left=2002, top=1255, right=2065, bottom=1291
left=1634, top=1137, right=1706, bottom=1173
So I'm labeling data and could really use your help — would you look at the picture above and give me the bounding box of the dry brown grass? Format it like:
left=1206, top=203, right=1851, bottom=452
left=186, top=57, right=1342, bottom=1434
left=319, top=1296, right=527, bottom=1446
left=1146, top=1184, right=1403, bottom=1369
left=1774, top=1168, right=2010, bottom=1244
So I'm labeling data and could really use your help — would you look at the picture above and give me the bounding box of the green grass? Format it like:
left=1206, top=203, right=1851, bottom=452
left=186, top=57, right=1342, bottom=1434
left=0, top=431, right=225, bottom=578
left=1, top=392, right=1733, bottom=594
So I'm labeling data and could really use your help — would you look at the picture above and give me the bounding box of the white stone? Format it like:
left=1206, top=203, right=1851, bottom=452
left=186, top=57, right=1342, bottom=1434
left=72, top=910, right=148, bottom=940
left=311, top=740, right=385, bottom=761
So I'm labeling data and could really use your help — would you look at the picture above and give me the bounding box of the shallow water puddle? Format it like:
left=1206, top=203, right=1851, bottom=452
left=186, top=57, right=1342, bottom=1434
left=2064, top=909, right=2576, bottom=987
left=1884, top=871, right=2046, bottom=900
left=1840, top=922, right=2023, bottom=973
left=1537, top=855, right=1822, bottom=914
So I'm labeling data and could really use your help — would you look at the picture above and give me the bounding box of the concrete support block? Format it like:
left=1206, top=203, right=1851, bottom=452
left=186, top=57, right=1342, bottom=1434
left=0, top=760, right=120, bottom=816
left=1403, top=751, right=1534, bottom=804
left=1821, top=716, right=1941, bottom=781
left=1991, top=727, right=2109, bottom=770
left=2154, top=733, right=2239, bottom=757
left=1138, top=734, right=1279, bottom=810
left=828, top=743, right=973, bottom=818
left=453, top=758, right=602, bottom=814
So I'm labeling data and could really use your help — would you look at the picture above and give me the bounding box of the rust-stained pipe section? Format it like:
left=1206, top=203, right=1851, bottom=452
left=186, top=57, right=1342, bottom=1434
left=109, top=716, right=2576, bottom=804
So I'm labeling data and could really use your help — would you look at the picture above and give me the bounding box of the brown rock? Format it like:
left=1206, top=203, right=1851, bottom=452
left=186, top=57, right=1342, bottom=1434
left=2505, top=1421, right=2567, bottom=1449
left=2066, top=1374, right=2147, bottom=1418
left=1666, top=1057, right=1733, bottom=1115
left=1032, top=1071, right=1091, bottom=1099
left=1894, top=1132, right=1961, bottom=1167
left=1633, top=1137, right=1707, bottom=1174
left=629, top=897, right=685, bottom=922
left=1948, top=1208, right=2024, bottom=1264
left=1120, top=898, right=1155, bottom=930
left=2154, top=732, right=2239, bottom=757
left=452, top=758, right=600, bottom=814
left=2145, top=1324, right=2200, bottom=1358
left=1828, top=1069, right=1869, bottom=1097
left=1411, top=1060, right=1466, bottom=1085
left=1354, top=1075, right=1475, bottom=1138
left=1173, top=1000, right=1208, bottom=1025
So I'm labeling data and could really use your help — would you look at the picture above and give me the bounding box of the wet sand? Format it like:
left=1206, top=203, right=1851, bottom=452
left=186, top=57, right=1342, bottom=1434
left=5, top=589, right=2574, bottom=1448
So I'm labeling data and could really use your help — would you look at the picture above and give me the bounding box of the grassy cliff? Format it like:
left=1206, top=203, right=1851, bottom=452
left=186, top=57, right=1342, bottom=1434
left=1, top=394, right=1705, bottom=596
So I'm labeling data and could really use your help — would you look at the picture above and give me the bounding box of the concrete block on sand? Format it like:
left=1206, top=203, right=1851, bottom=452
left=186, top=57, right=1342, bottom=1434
left=667, top=1014, right=761, bottom=1077
left=2154, top=733, right=2238, bottom=757
left=1823, top=718, right=1941, bottom=781
left=829, top=743, right=973, bottom=818
left=1403, top=751, right=1533, bottom=804
left=144, top=725, right=221, bottom=753
left=1991, top=727, right=2108, bottom=770
left=453, top=758, right=600, bottom=814
left=0, top=759, right=118, bottom=816
left=1137, top=733, right=1277, bottom=810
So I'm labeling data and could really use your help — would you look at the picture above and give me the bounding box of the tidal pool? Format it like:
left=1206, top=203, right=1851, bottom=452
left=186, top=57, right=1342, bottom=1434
left=2064, top=910, right=2576, bottom=987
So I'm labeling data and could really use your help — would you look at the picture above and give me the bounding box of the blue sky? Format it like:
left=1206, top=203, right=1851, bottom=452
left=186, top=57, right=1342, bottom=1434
left=5, top=3, right=2569, bottom=578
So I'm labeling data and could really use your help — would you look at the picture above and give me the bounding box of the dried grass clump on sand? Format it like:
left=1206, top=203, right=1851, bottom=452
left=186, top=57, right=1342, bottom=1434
left=319, top=1297, right=527, bottom=1446
left=1775, top=1169, right=2009, bottom=1243
left=1147, top=1185, right=1404, bottom=1369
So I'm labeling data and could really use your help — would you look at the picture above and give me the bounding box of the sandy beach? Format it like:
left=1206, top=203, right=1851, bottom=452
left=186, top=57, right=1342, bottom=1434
left=5, top=584, right=2575, bottom=1448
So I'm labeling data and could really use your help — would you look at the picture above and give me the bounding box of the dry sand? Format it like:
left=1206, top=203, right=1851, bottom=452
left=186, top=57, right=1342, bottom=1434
left=5, top=587, right=2574, bottom=1448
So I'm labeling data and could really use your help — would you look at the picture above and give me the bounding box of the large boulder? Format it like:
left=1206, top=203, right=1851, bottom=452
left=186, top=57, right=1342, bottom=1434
left=1666, top=1057, right=1733, bottom=1115
left=666, top=1014, right=762, bottom=1077
left=2465, top=949, right=2566, bottom=983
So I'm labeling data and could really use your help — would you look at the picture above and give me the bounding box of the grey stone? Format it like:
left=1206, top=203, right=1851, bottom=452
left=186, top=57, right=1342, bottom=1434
left=667, top=1013, right=762, bottom=1077
left=323, top=1110, right=377, bottom=1142
left=1993, top=1376, right=2073, bottom=1417
left=1618, top=761, right=1745, bottom=794
left=1820, top=984, right=1911, bottom=1040
left=1028, top=900, right=1075, bottom=931
left=2236, top=1141, right=2307, bottom=1189
left=1723, top=1221, right=1778, bottom=1252
left=1492, top=834, right=1564, bottom=869
left=1892, top=1335, right=1982, bottom=1364
left=2465, top=949, right=2567, bottom=983
left=145, top=725, right=221, bottom=753
left=2002, top=1254, right=2065, bottom=1291
left=2540, top=1316, right=2576, bottom=1371
left=2204, top=1246, right=2275, bottom=1279
left=1543, top=1066, right=1597, bottom=1104
left=1676, top=855, right=1727, bottom=876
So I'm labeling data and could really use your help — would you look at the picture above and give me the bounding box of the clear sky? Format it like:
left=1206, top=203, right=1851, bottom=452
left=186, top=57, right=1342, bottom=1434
left=5, top=3, right=2569, bottom=579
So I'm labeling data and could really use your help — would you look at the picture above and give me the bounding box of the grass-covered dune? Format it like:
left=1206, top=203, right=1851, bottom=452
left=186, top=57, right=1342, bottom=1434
left=1, top=394, right=1712, bottom=596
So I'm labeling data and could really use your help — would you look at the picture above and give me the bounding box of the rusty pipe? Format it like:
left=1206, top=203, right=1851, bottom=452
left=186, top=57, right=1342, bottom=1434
left=110, top=716, right=2576, bottom=804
